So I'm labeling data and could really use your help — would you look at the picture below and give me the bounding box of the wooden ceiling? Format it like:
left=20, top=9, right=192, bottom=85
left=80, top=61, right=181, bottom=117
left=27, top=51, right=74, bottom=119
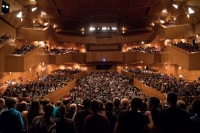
left=2, top=0, right=200, bottom=37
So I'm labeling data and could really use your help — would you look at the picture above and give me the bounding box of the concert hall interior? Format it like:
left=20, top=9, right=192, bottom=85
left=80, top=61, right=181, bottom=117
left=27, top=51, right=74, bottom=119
left=1, top=0, right=200, bottom=132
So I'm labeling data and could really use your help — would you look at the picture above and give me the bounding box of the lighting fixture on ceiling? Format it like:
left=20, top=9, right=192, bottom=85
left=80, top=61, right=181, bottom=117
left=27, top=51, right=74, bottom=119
left=162, top=9, right=167, bottom=13
left=141, top=41, right=144, bottom=44
left=53, top=24, right=56, bottom=28
left=44, top=22, right=49, bottom=26
left=112, top=27, right=117, bottom=30
left=188, top=7, right=194, bottom=14
left=151, top=22, right=155, bottom=26
left=122, top=31, right=125, bottom=33
left=17, top=11, right=22, bottom=18
left=102, top=27, right=107, bottom=30
left=41, top=11, right=46, bottom=16
left=122, top=27, right=125, bottom=30
left=32, top=7, right=37, bottom=12
left=174, top=17, right=176, bottom=20
left=89, top=27, right=95, bottom=31
left=173, top=4, right=178, bottom=9
left=187, top=14, right=190, bottom=18
left=160, top=20, right=165, bottom=23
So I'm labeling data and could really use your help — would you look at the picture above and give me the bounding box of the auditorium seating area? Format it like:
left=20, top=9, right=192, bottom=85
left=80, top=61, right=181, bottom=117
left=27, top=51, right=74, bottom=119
left=2, top=74, right=72, bottom=98
left=52, top=68, right=85, bottom=75
left=70, top=72, right=145, bottom=104
left=12, top=44, right=38, bottom=55
left=126, top=68, right=200, bottom=96
left=49, top=48, right=80, bottom=55
left=0, top=34, right=10, bottom=44
left=127, top=46, right=162, bottom=53
left=172, top=41, right=199, bottom=52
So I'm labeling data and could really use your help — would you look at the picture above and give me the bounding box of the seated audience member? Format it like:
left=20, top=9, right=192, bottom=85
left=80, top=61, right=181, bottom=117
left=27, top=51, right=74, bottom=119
left=54, top=105, right=74, bottom=133
left=155, top=92, right=191, bottom=133
left=120, top=98, right=129, bottom=112
left=190, top=99, right=200, bottom=133
left=114, top=97, right=153, bottom=133
left=74, top=98, right=92, bottom=133
left=29, top=104, right=56, bottom=133
left=0, top=97, right=24, bottom=133
left=113, top=97, right=121, bottom=115
left=0, top=98, right=5, bottom=112
left=177, top=100, right=187, bottom=110
left=65, top=103, right=77, bottom=119
left=83, top=100, right=112, bottom=133
left=105, top=100, right=118, bottom=131
left=147, top=96, right=160, bottom=126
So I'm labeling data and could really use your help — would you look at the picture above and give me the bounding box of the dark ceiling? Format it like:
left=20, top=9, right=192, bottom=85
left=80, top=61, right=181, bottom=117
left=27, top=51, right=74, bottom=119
left=4, top=0, right=200, bottom=36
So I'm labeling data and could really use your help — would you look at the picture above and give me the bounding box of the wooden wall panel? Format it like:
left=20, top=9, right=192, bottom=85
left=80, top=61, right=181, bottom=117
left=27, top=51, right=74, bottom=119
left=164, top=24, right=195, bottom=39
left=45, top=79, right=76, bottom=103
left=72, top=53, right=86, bottom=64
left=16, top=27, right=53, bottom=41
left=167, top=46, right=190, bottom=69
left=137, top=52, right=156, bottom=64
left=189, top=52, right=200, bottom=70
left=49, top=53, right=72, bottom=65
left=5, top=48, right=47, bottom=72
left=123, top=52, right=137, bottom=63
left=0, top=19, right=16, bottom=37
left=86, top=51, right=123, bottom=62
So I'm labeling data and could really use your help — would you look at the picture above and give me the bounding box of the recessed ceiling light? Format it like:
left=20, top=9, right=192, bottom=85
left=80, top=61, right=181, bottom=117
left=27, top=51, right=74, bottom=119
left=160, top=20, right=164, bottom=23
left=32, top=7, right=37, bottom=12
left=16, top=11, right=22, bottom=18
left=162, top=9, right=167, bottom=13
left=102, top=27, right=107, bottom=30
left=141, top=41, right=144, bottom=44
left=187, top=14, right=190, bottom=18
left=188, top=7, right=194, bottom=14
left=174, top=17, right=176, bottom=20
left=89, top=27, right=95, bottom=31
left=173, top=4, right=178, bottom=9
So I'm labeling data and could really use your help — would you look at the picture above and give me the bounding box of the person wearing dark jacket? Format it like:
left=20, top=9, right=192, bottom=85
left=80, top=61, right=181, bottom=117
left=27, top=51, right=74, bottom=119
left=0, top=97, right=24, bottom=133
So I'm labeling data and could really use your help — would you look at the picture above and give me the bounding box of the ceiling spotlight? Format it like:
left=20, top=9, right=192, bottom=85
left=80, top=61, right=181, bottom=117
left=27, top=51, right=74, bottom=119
left=6, top=5, right=9, bottom=9
left=102, top=27, right=107, bottom=30
left=2, top=5, right=5, bottom=8
left=53, top=24, right=56, bottom=28
left=112, top=27, right=117, bottom=30
left=122, top=31, right=125, bottom=33
left=141, top=41, right=144, bottom=44
left=160, top=20, right=165, bottom=23
left=151, top=22, right=155, bottom=26
left=82, top=32, right=84, bottom=34
left=196, top=34, right=198, bottom=38
left=174, top=17, right=176, bottom=20
left=173, top=4, right=178, bottom=9
left=89, top=27, right=95, bottom=31
left=107, top=27, right=110, bottom=30
left=162, top=9, right=167, bottom=13
left=41, top=11, right=46, bottom=16
left=32, top=7, right=37, bottom=12
left=122, top=27, right=125, bottom=30
left=33, top=20, right=35, bottom=23
left=187, top=14, right=190, bottom=18
left=17, top=11, right=22, bottom=18
left=98, top=28, right=100, bottom=30
left=21, top=18, right=23, bottom=22
left=188, top=7, right=194, bottom=14
left=44, top=22, right=49, bottom=26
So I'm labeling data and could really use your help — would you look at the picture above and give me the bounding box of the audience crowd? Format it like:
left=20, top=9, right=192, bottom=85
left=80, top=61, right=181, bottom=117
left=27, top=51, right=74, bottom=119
left=0, top=34, right=10, bottom=44
left=0, top=91, right=199, bottom=133
left=172, top=41, right=199, bottom=52
left=53, top=68, right=85, bottom=75
left=125, top=68, right=200, bottom=96
left=127, top=46, right=162, bottom=53
left=49, top=48, right=80, bottom=55
left=2, top=74, right=72, bottom=98
left=13, top=44, right=38, bottom=55
left=70, top=72, right=145, bottom=104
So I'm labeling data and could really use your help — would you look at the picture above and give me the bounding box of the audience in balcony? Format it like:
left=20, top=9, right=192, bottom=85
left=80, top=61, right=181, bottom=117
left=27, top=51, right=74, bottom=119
left=13, top=44, right=38, bottom=55
left=49, top=48, right=80, bottom=55
left=127, top=46, right=162, bottom=53
left=126, top=68, right=200, bottom=96
left=0, top=34, right=10, bottom=44
left=53, top=68, right=85, bottom=75
left=172, top=40, right=199, bottom=52
left=2, top=75, right=72, bottom=98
